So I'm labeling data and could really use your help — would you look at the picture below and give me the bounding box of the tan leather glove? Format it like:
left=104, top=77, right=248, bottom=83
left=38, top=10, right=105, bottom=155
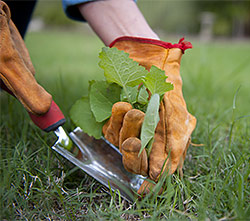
left=0, top=1, right=52, bottom=115
left=103, top=36, right=197, bottom=194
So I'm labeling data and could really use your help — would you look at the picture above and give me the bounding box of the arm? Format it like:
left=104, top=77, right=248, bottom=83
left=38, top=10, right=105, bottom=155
left=77, top=0, right=159, bottom=46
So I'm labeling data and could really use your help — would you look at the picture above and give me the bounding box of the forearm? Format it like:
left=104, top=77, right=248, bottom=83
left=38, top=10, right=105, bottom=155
left=77, top=0, right=159, bottom=46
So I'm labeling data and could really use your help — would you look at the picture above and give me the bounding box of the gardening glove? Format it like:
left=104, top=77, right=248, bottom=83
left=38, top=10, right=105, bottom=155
left=0, top=1, right=52, bottom=115
left=102, top=36, right=197, bottom=194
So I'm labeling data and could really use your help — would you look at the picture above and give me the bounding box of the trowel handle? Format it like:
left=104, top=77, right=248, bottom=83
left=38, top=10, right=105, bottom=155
left=29, top=100, right=66, bottom=132
left=1, top=81, right=65, bottom=132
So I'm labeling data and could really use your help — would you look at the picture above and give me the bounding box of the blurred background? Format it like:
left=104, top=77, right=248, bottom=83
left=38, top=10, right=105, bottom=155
left=30, top=0, right=250, bottom=41
left=24, top=0, right=250, bottom=120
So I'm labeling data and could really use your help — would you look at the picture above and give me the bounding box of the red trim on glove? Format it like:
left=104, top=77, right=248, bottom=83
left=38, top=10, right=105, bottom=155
left=109, top=36, right=192, bottom=53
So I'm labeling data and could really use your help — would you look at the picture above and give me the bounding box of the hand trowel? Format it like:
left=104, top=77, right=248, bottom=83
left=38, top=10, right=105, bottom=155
left=1, top=82, right=144, bottom=202
left=28, top=99, right=145, bottom=202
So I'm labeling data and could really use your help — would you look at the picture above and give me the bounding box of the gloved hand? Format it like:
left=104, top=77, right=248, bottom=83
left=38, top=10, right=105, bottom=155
left=0, top=1, right=52, bottom=115
left=102, top=36, right=197, bottom=195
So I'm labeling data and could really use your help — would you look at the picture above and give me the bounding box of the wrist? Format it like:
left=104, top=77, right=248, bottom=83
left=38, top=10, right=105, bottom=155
left=77, top=0, right=159, bottom=45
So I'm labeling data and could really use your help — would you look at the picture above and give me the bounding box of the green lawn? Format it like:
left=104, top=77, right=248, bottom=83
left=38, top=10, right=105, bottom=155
left=1, top=30, right=250, bottom=220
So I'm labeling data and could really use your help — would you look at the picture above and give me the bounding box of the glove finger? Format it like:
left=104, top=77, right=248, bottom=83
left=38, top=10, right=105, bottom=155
left=177, top=137, right=191, bottom=178
left=119, top=109, right=145, bottom=152
left=149, top=102, right=168, bottom=181
left=137, top=180, right=163, bottom=196
left=103, top=102, right=132, bottom=146
left=121, top=137, right=148, bottom=176
left=102, top=117, right=110, bottom=136
left=0, top=2, right=52, bottom=115
left=164, top=95, right=197, bottom=174
left=9, top=19, right=35, bottom=75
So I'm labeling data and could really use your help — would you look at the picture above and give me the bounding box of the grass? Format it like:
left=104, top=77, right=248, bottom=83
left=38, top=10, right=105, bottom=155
left=1, top=30, right=250, bottom=220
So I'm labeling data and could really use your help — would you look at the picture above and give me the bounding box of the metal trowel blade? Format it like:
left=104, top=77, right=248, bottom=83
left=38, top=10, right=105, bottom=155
left=51, top=127, right=145, bottom=202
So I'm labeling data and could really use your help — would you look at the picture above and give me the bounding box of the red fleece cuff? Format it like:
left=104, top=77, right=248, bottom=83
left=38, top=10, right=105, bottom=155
left=109, top=36, right=192, bottom=53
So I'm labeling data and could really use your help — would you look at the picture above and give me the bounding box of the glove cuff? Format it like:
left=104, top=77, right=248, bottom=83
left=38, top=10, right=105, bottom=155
left=109, top=36, right=192, bottom=53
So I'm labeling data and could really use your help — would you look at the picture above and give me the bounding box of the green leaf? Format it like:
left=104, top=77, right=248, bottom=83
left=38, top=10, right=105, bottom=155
left=99, top=47, right=148, bottom=102
left=146, top=138, right=155, bottom=157
left=90, top=81, right=121, bottom=122
left=144, top=66, right=173, bottom=96
left=139, top=93, right=160, bottom=155
left=137, top=84, right=149, bottom=105
left=70, top=49, right=173, bottom=141
left=120, top=86, right=138, bottom=104
left=70, top=97, right=105, bottom=139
